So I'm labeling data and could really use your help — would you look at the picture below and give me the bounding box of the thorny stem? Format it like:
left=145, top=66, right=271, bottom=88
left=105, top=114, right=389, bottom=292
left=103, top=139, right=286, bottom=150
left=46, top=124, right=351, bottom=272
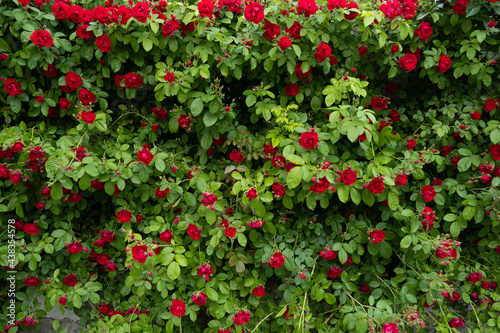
left=251, top=311, right=274, bottom=332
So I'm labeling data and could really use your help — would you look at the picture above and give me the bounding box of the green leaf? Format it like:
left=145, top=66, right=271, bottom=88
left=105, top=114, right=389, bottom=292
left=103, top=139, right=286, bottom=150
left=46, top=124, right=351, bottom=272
left=450, top=222, right=460, bottom=238
left=237, top=232, right=247, bottom=247
left=286, top=166, right=302, bottom=189
left=190, top=98, right=204, bottom=116
left=51, top=182, right=63, bottom=201
left=325, top=293, right=336, bottom=304
left=490, top=129, right=500, bottom=144
left=287, top=154, right=304, bottom=165
left=337, top=185, right=349, bottom=203
left=167, top=262, right=181, bottom=280
left=457, top=157, right=471, bottom=172
left=306, top=196, right=316, bottom=210
left=206, top=287, right=219, bottom=301
left=155, top=159, right=166, bottom=172
left=175, top=254, right=188, bottom=266
left=203, top=112, right=217, bottom=127
left=362, top=190, right=375, bottom=206
left=388, top=191, right=399, bottom=211
left=400, top=235, right=412, bottom=249
left=350, top=187, right=361, bottom=205
left=73, top=294, right=82, bottom=308
left=356, top=320, right=368, bottom=333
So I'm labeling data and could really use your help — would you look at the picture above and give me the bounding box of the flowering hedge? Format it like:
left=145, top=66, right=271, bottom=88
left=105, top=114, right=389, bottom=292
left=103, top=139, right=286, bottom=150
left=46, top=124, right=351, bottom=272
left=1, top=0, right=500, bottom=332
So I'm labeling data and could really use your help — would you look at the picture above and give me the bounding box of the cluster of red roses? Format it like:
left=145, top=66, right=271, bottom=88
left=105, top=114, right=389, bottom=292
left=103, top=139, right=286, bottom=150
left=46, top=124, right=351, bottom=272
left=379, top=0, right=418, bottom=20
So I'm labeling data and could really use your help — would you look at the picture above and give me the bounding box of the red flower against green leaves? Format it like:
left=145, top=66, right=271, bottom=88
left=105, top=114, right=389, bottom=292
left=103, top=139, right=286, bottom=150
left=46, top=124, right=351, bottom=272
left=406, top=139, right=417, bottom=150
left=370, top=97, right=388, bottom=110
left=233, top=310, right=251, bottom=325
left=187, top=223, right=201, bottom=240
left=272, top=182, right=286, bottom=196
left=328, top=0, right=347, bottom=10
left=95, top=34, right=112, bottom=53
left=297, top=0, right=318, bottom=17
left=327, top=267, right=342, bottom=278
left=368, top=177, right=385, bottom=194
left=170, top=299, right=186, bottom=317
left=131, top=245, right=148, bottom=263
left=398, top=53, right=418, bottom=72
left=178, top=114, right=192, bottom=129
left=340, top=168, right=357, bottom=186
left=80, top=111, right=96, bottom=125
left=368, top=229, right=385, bottom=243
left=30, top=30, right=53, bottom=48
left=415, top=21, right=433, bottom=43
left=285, top=83, right=300, bottom=96
left=252, top=286, right=266, bottom=297
left=4, top=78, right=22, bottom=96
left=244, top=2, right=264, bottom=24
left=197, top=263, right=213, bottom=280
left=489, top=144, right=500, bottom=161
left=24, top=276, right=41, bottom=286
left=162, top=20, right=180, bottom=36
left=198, top=0, right=215, bottom=19
left=344, top=2, right=359, bottom=20
left=268, top=251, right=285, bottom=268
left=78, top=89, right=96, bottom=105
left=310, top=177, right=330, bottom=193
left=224, top=226, right=237, bottom=238
left=229, top=150, right=244, bottom=163
left=484, top=98, right=496, bottom=112
left=436, top=54, right=451, bottom=73
left=117, top=209, right=132, bottom=223
left=381, top=322, right=399, bottom=333
left=278, top=36, right=292, bottom=50
left=449, top=318, right=465, bottom=328
left=420, top=185, right=436, bottom=202
left=123, top=73, right=143, bottom=88
left=314, top=42, right=332, bottom=62
left=245, top=188, right=258, bottom=199
left=453, top=0, right=469, bottom=14
left=395, top=173, right=407, bottom=186
left=298, top=131, right=319, bottom=149
left=131, top=2, right=150, bottom=23
left=263, top=20, right=280, bottom=40
left=192, top=292, right=207, bottom=305
left=295, top=62, right=312, bottom=78
left=137, top=145, right=154, bottom=165
left=285, top=21, right=302, bottom=39
left=63, top=274, right=78, bottom=287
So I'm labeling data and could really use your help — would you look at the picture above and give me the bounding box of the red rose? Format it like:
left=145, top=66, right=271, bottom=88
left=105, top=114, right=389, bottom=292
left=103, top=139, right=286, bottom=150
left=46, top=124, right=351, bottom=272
left=490, top=144, right=500, bottom=161
left=252, top=286, right=266, bottom=297
left=233, top=310, right=251, bottom=325
left=297, top=0, right=318, bottom=17
left=66, top=241, right=83, bottom=254
left=24, top=276, right=41, bottom=286
left=340, top=169, right=357, bottom=186
left=97, top=253, right=111, bottom=265
left=79, top=9, right=94, bottom=24
left=370, top=97, right=388, bottom=110
left=398, top=53, right=418, bottom=72
left=93, top=6, right=111, bottom=24
left=295, top=62, right=312, bottom=78
left=100, top=231, right=115, bottom=243
left=268, top=251, right=285, bottom=268
left=263, top=20, right=280, bottom=40
left=187, top=223, right=201, bottom=240
left=285, top=83, right=300, bottom=96
left=123, top=73, right=143, bottom=88
left=244, top=2, right=264, bottom=24
left=358, top=45, right=368, bottom=56
left=137, top=147, right=154, bottom=165
left=69, top=5, right=83, bottom=23
left=344, top=2, right=359, bottom=20
left=4, top=78, right=22, bottom=96
left=63, top=274, right=78, bottom=287
left=170, top=299, right=186, bottom=317
left=436, top=54, right=451, bottom=73
left=380, top=1, right=400, bottom=20
left=117, top=209, right=132, bottom=223
left=421, top=185, right=436, bottom=202
left=381, top=323, right=399, bottom=333
left=415, top=22, right=433, bottom=43
left=159, top=230, right=172, bottom=243
left=95, top=34, right=112, bottom=53
left=131, top=245, right=148, bottom=263
left=406, top=139, right=417, bottom=150
left=328, top=0, right=347, bottom=10
left=131, top=2, right=150, bottom=23
left=471, top=111, right=481, bottom=119
left=484, top=98, right=496, bottom=112
left=278, top=36, right=292, bottom=50
left=449, top=318, right=465, bottom=328
left=310, top=177, right=330, bottom=193
left=178, top=114, right=192, bottom=129
left=181, top=22, right=196, bottom=32
left=59, top=98, right=71, bottom=110
left=395, top=173, right=407, bottom=186
left=52, top=1, right=71, bottom=20
left=23, top=223, right=39, bottom=235
left=272, top=182, right=286, bottom=196
left=192, top=292, right=208, bottom=306
left=59, top=297, right=67, bottom=305
left=78, top=88, right=96, bottom=105
left=285, top=21, right=303, bottom=39
left=164, top=72, right=175, bottom=82
left=453, top=0, right=469, bottom=14
left=155, top=186, right=169, bottom=198
left=441, top=145, right=453, bottom=155
left=198, top=0, right=215, bottom=19
left=162, top=20, right=180, bottom=36
left=314, top=42, right=331, bottom=62
left=327, top=267, right=342, bottom=278
left=106, top=262, right=117, bottom=271
left=245, top=188, right=258, bottom=199
left=368, top=177, right=385, bottom=194
left=299, top=131, right=319, bottom=149
left=68, top=192, right=83, bottom=203
left=389, top=109, right=400, bottom=122
left=35, top=95, right=44, bottom=103
left=80, top=111, right=96, bottom=125
left=64, top=71, right=82, bottom=92
left=369, top=229, right=385, bottom=243
left=229, top=150, right=244, bottom=163
left=30, top=30, right=53, bottom=48
left=224, top=226, right=237, bottom=238
left=329, top=55, right=339, bottom=65
left=359, top=284, right=371, bottom=293
left=42, top=64, right=58, bottom=77
left=391, top=44, right=399, bottom=54
left=201, top=193, right=218, bottom=206
left=9, top=171, right=21, bottom=184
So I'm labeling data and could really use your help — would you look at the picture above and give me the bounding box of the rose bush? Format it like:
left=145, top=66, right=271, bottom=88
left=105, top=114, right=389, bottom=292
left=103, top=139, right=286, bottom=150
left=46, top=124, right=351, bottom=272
left=1, top=0, right=500, bottom=332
